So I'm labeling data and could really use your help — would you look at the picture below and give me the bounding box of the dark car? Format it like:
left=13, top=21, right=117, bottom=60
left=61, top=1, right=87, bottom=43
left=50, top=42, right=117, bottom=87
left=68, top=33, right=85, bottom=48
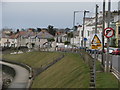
left=112, top=48, right=120, bottom=55
left=86, top=49, right=99, bottom=54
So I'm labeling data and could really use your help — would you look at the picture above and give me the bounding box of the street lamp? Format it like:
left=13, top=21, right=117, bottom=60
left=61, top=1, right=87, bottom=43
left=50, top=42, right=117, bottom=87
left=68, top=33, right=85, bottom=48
left=73, top=10, right=89, bottom=48
left=73, top=11, right=83, bottom=27
left=81, top=10, right=89, bottom=48
left=73, top=11, right=84, bottom=47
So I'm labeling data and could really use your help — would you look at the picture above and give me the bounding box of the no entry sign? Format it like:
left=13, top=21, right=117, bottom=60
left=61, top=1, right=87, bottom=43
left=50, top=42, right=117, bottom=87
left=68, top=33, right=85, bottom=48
left=104, top=27, right=114, bottom=38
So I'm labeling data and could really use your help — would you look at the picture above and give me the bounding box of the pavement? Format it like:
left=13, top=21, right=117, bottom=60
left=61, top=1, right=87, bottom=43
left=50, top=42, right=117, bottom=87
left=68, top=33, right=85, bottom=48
left=91, top=53, right=120, bottom=76
left=0, top=60, right=30, bottom=89
left=112, top=55, right=120, bottom=72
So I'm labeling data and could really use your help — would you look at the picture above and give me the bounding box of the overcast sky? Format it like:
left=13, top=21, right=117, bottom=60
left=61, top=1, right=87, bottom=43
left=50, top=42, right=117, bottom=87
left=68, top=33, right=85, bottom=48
left=0, top=1, right=119, bottom=30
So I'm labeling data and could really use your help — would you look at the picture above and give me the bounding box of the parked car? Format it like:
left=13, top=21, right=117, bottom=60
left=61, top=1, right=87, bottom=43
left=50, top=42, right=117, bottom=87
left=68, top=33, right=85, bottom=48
left=98, top=48, right=106, bottom=54
left=99, top=48, right=114, bottom=54
left=86, top=49, right=99, bottom=54
left=109, top=48, right=114, bottom=54
left=112, top=48, right=120, bottom=55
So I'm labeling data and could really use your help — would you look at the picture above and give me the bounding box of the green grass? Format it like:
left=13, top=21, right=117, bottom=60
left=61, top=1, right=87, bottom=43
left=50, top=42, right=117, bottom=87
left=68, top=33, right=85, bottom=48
left=96, top=72, right=119, bottom=88
left=3, top=51, right=119, bottom=88
left=3, top=51, right=62, bottom=69
left=95, top=59, right=119, bottom=88
left=32, top=53, right=90, bottom=88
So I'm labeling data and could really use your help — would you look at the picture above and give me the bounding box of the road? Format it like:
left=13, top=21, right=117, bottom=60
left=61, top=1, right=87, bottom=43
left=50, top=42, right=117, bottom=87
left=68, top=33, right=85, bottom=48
left=112, top=55, right=120, bottom=72
left=91, top=53, right=120, bottom=73
left=0, top=60, right=30, bottom=89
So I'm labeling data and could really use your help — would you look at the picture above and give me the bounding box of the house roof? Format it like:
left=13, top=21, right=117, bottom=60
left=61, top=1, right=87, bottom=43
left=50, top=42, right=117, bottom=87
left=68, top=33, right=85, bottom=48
left=9, top=34, right=16, bottom=39
left=1, top=32, right=10, bottom=38
left=23, top=31, right=36, bottom=38
left=37, top=30, right=53, bottom=39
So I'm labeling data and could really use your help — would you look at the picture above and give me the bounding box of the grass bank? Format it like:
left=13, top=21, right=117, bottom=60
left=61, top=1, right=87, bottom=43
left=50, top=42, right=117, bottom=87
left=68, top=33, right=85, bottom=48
left=3, top=51, right=119, bottom=88
left=2, top=51, right=62, bottom=69
left=32, top=53, right=90, bottom=88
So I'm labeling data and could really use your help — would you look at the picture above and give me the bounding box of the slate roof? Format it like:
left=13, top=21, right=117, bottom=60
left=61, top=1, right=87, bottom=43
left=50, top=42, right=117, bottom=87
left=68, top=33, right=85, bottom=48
left=37, top=30, right=53, bottom=39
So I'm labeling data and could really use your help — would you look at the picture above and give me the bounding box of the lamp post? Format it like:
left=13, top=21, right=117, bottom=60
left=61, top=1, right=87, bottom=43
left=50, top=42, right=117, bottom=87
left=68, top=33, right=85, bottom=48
left=73, top=10, right=89, bottom=48
left=73, top=11, right=83, bottom=46
left=73, top=11, right=83, bottom=27
left=81, top=10, right=89, bottom=48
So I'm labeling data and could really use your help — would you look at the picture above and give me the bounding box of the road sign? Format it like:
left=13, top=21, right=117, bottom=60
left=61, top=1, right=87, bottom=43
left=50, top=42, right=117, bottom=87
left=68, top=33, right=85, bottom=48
left=104, top=27, right=114, bottom=38
left=91, top=34, right=102, bottom=49
left=84, top=38, right=87, bottom=41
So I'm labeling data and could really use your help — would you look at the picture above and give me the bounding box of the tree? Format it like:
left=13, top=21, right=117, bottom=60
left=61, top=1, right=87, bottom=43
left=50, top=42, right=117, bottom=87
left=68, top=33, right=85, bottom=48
left=37, top=28, right=41, bottom=32
left=47, top=25, right=56, bottom=36
left=65, top=28, right=71, bottom=32
left=73, top=26, right=78, bottom=31
left=16, top=29, right=20, bottom=33
left=64, top=41, right=70, bottom=46
left=47, top=38, right=55, bottom=47
left=67, top=32, right=73, bottom=38
left=47, top=38, right=55, bottom=42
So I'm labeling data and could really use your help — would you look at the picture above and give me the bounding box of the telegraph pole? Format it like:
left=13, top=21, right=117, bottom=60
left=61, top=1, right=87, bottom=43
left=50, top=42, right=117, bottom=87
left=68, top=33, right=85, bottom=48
left=93, top=4, right=99, bottom=87
left=102, top=0, right=105, bottom=67
left=106, top=0, right=111, bottom=72
left=95, top=5, right=99, bottom=34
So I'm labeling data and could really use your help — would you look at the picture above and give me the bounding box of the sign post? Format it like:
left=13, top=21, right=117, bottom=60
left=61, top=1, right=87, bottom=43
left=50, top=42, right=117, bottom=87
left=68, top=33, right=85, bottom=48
left=104, top=27, right=114, bottom=72
left=84, top=38, right=87, bottom=50
left=91, top=34, right=101, bottom=87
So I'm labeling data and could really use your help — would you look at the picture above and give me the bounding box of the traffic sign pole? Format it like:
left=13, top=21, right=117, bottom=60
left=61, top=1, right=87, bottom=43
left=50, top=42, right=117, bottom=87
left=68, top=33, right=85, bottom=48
left=106, top=0, right=111, bottom=72
left=104, top=28, right=114, bottom=72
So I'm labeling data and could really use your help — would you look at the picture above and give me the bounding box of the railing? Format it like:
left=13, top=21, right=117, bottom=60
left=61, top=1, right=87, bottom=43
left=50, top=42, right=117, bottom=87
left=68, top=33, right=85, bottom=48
left=34, top=54, right=64, bottom=76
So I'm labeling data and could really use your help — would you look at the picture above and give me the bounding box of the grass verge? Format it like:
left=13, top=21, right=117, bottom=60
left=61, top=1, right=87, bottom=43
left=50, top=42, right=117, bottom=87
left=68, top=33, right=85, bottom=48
left=32, top=53, right=90, bottom=88
left=2, top=51, right=62, bottom=69
left=96, top=60, right=119, bottom=88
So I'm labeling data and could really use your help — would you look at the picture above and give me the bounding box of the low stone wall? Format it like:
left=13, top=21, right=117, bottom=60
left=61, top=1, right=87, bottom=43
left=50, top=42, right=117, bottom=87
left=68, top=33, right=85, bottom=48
left=2, top=64, right=16, bottom=88
left=2, top=59, right=31, bottom=73
left=2, top=64, right=16, bottom=78
left=2, top=59, right=33, bottom=88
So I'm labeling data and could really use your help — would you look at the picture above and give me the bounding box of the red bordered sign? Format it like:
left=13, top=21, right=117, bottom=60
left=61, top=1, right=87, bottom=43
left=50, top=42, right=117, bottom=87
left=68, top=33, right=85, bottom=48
left=104, top=27, right=114, bottom=38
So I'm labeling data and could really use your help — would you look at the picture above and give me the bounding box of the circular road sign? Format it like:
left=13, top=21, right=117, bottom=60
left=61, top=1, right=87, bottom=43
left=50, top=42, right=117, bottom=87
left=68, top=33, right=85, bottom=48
left=104, top=27, right=114, bottom=38
left=84, top=38, right=87, bottom=41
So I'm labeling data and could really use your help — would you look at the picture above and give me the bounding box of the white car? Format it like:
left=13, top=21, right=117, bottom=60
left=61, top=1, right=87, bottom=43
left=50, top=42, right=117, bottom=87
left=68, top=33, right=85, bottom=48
left=104, top=48, right=114, bottom=54
left=109, top=49, right=114, bottom=54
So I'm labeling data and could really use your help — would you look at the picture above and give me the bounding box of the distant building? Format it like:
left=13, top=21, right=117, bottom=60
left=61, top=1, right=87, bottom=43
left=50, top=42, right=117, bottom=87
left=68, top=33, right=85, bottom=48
left=0, top=29, right=55, bottom=49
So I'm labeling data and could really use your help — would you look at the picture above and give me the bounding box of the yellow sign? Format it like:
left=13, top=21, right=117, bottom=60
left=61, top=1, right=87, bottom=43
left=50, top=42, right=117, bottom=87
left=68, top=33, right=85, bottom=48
left=91, top=35, right=102, bottom=49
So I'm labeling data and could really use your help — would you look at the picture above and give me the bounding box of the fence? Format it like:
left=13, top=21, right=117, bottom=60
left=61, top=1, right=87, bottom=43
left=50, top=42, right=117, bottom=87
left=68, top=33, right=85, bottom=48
left=34, top=54, right=64, bottom=76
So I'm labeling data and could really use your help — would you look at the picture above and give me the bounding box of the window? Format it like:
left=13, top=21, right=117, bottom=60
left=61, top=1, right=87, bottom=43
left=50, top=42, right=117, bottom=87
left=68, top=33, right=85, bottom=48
left=81, top=31, right=83, bottom=36
left=88, top=31, right=90, bottom=36
left=118, top=26, right=120, bottom=34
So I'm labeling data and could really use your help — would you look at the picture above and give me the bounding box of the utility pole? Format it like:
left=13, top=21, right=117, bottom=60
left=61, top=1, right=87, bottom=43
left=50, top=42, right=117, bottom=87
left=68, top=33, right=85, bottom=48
left=102, top=0, right=105, bottom=67
left=93, top=4, right=99, bottom=87
left=95, top=5, right=99, bottom=34
left=106, top=0, right=111, bottom=72
left=81, top=10, right=89, bottom=48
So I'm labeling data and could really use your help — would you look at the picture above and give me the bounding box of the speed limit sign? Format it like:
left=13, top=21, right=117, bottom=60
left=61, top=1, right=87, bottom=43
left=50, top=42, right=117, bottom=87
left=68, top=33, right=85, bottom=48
left=104, top=27, right=114, bottom=38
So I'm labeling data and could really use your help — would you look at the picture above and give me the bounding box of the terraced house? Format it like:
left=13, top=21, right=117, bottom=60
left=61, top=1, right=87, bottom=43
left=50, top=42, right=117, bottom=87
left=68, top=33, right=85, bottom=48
left=0, top=29, right=54, bottom=49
